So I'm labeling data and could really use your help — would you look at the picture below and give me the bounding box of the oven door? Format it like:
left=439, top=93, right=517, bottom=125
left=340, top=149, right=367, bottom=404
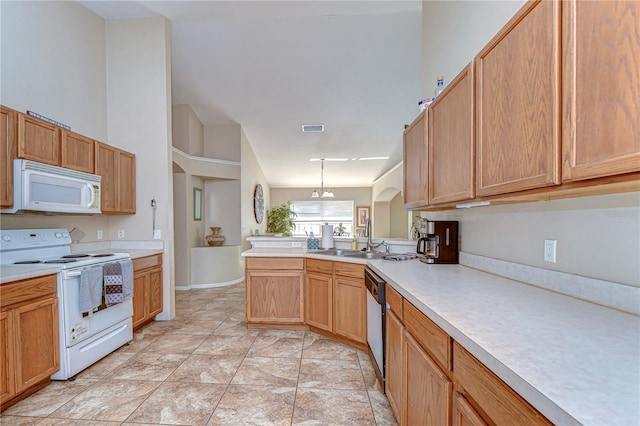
left=60, top=267, right=132, bottom=347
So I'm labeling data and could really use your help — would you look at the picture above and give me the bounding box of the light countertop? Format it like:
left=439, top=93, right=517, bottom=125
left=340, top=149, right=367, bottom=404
left=242, top=248, right=640, bottom=425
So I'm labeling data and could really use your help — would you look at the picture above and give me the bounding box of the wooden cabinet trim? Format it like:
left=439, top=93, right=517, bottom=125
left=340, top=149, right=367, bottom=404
left=306, top=258, right=333, bottom=275
left=246, top=257, right=304, bottom=271
left=453, top=342, right=552, bottom=426
left=403, top=299, right=451, bottom=371
left=403, top=110, right=429, bottom=209
left=453, top=391, right=488, bottom=426
left=1, top=106, right=17, bottom=208
left=0, top=275, right=57, bottom=308
left=132, top=254, right=163, bottom=271
left=334, top=261, right=364, bottom=280
left=386, top=284, right=403, bottom=320
left=385, top=308, right=404, bottom=423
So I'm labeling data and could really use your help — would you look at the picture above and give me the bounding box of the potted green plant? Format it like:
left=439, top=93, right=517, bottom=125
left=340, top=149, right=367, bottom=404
left=266, top=202, right=297, bottom=236
left=335, top=223, right=347, bottom=236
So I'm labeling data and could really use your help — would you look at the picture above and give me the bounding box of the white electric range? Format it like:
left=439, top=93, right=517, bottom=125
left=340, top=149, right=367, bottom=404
left=0, top=228, right=133, bottom=380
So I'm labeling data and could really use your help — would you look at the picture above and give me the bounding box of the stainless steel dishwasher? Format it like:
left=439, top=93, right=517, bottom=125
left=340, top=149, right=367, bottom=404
left=364, top=267, right=386, bottom=390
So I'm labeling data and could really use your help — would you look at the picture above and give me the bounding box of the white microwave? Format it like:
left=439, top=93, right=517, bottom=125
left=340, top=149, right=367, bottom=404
left=1, top=159, right=101, bottom=214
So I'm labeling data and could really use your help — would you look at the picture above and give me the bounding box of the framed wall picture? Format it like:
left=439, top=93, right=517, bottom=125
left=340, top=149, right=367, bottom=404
left=193, top=187, right=202, bottom=221
left=356, top=206, right=370, bottom=228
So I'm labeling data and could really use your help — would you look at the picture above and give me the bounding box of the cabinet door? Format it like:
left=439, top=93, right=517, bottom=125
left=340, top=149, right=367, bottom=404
left=453, top=392, right=487, bottom=426
left=0, top=310, right=15, bottom=405
left=118, top=150, right=136, bottom=214
left=61, top=131, right=94, bottom=173
left=148, top=267, right=163, bottom=318
left=246, top=271, right=304, bottom=323
left=333, top=277, right=366, bottom=344
left=385, top=308, right=404, bottom=423
left=132, top=272, right=147, bottom=329
left=17, top=113, right=60, bottom=166
left=429, top=63, right=475, bottom=205
left=1, top=106, right=17, bottom=208
left=403, top=110, right=428, bottom=209
left=562, top=1, right=640, bottom=181
left=403, top=330, right=452, bottom=426
left=306, top=272, right=332, bottom=332
left=476, top=0, right=561, bottom=196
left=14, top=298, right=59, bottom=392
left=95, top=142, right=119, bottom=213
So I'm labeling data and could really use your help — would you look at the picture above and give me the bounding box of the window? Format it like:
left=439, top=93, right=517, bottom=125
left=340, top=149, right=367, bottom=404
left=290, top=200, right=354, bottom=237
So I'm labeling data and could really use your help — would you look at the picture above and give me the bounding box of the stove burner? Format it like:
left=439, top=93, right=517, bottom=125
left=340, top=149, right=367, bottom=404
left=14, top=260, right=43, bottom=264
left=62, top=254, right=90, bottom=259
left=44, top=259, right=79, bottom=264
left=91, top=253, right=115, bottom=258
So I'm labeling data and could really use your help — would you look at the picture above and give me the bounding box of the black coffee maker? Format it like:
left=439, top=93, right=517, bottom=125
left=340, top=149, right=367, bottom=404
left=416, top=221, right=459, bottom=264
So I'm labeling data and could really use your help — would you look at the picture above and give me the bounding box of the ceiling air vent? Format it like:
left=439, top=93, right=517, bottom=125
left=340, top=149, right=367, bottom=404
left=302, top=124, right=324, bottom=133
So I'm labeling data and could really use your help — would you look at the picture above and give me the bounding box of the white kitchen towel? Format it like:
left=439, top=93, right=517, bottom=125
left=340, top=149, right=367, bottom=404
left=120, top=259, right=133, bottom=299
left=321, top=224, right=334, bottom=249
left=79, top=266, right=103, bottom=313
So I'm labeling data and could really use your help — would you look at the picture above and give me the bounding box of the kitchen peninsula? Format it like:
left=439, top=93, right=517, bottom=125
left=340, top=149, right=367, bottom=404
left=242, top=241, right=640, bottom=426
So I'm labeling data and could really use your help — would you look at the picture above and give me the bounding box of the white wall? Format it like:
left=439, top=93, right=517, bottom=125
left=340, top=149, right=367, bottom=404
left=0, top=1, right=111, bottom=237
left=205, top=124, right=241, bottom=162
left=105, top=17, right=175, bottom=317
left=205, top=179, right=241, bottom=246
left=241, top=130, right=270, bottom=250
left=421, top=1, right=640, bottom=287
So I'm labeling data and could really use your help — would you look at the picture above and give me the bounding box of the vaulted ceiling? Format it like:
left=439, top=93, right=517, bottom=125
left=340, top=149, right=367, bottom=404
left=79, top=1, right=423, bottom=188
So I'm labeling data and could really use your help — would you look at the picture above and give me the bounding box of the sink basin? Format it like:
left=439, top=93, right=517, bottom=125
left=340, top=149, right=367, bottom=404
left=309, top=249, right=385, bottom=260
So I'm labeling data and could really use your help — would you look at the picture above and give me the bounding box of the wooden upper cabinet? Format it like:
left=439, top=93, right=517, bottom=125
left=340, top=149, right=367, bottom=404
left=429, top=62, right=475, bottom=205
left=61, top=131, right=94, bottom=173
left=17, top=113, right=61, bottom=166
left=118, top=150, right=136, bottom=214
left=475, top=0, right=561, bottom=197
left=1, top=106, right=17, bottom=208
left=95, top=141, right=136, bottom=214
left=403, top=110, right=428, bottom=209
left=562, top=0, right=640, bottom=181
left=95, top=142, right=119, bottom=213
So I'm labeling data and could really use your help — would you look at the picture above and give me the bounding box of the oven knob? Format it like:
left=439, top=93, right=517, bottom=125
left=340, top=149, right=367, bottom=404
left=55, top=232, right=63, bottom=238
left=62, top=232, right=69, bottom=238
left=1, top=235, right=10, bottom=242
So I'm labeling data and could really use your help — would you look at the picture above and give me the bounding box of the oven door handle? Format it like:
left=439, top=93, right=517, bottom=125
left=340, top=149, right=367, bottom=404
left=66, top=271, right=82, bottom=277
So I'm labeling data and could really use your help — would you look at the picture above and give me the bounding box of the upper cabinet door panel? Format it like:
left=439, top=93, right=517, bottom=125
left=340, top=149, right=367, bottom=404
left=403, top=110, right=428, bottom=209
left=476, top=0, right=561, bottom=197
left=562, top=1, right=640, bottom=181
left=429, top=62, right=475, bottom=205
left=61, top=131, right=95, bottom=174
left=1, top=106, right=17, bottom=208
left=17, top=113, right=61, bottom=166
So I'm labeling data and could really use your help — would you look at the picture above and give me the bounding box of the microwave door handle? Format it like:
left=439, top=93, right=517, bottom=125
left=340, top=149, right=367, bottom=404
left=86, top=183, right=95, bottom=208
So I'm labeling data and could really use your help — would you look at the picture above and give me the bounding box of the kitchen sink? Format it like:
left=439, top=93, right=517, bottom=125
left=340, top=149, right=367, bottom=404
left=309, top=249, right=385, bottom=259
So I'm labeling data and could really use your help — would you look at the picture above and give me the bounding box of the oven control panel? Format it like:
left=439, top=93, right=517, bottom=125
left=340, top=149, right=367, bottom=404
left=0, top=228, right=71, bottom=251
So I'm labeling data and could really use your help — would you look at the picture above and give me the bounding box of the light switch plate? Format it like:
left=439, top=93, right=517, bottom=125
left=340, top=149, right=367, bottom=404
left=153, top=229, right=161, bottom=240
left=97, top=230, right=103, bottom=240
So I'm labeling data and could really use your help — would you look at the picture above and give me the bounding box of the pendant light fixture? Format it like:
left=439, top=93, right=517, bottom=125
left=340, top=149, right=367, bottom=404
left=311, top=159, right=334, bottom=198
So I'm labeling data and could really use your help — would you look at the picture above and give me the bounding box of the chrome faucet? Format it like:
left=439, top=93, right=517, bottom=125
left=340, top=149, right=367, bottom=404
left=365, top=218, right=386, bottom=252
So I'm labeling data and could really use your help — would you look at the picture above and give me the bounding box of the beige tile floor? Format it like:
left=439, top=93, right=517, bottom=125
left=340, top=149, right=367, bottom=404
left=1, top=283, right=397, bottom=425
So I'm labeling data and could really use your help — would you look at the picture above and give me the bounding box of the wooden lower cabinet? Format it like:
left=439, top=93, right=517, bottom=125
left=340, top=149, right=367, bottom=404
left=246, top=257, right=305, bottom=325
left=132, top=254, right=163, bottom=331
left=385, top=308, right=404, bottom=422
left=306, top=271, right=332, bottom=331
left=1, top=274, right=59, bottom=411
left=453, top=391, right=487, bottom=426
left=333, top=276, right=366, bottom=343
left=403, top=330, right=452, bottom=426
left=304, top=259, right=366, bottom=347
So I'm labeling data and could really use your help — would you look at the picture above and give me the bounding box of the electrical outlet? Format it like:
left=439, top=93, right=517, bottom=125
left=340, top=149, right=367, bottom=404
left=292, top=241, right=302, bottom=248
left=117, top=229, right=125, bottom=239
left=97, top=230, right=103, bottom=240
left=544, top=239, right=556, bottom=263
left=153, top=229, right=161, bottom=240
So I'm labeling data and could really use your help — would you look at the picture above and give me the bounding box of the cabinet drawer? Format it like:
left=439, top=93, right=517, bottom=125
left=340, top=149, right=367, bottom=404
left=246, top=257, right=304, bottom=271
left=334, top=261, right=364, bottom=280
left=386, top=284, right=403, bottom=319
left=306, top=258, right=333, bottom=275
left=132, top=254, right=163, bottom=271
left=1, top=274, right=57, bottom=308
left=403, top=299, right=451, bottom=371
left=453, top=342, right=551, bottom=425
